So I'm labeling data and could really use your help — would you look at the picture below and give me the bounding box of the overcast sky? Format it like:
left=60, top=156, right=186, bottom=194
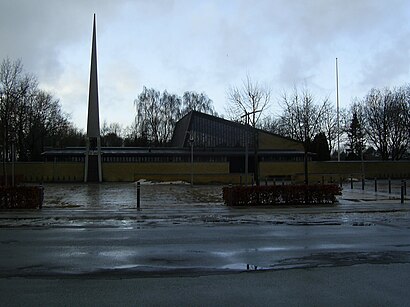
left=1, top=0, right=410, bottom=130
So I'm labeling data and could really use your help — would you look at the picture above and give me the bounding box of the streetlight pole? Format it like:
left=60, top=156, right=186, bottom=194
left=2, top=130, right=7, bottom=186
left=188, top=132, right=194, bottom=187
left=336, top=58, right=340, bottom=162
left=11, top=139, right=15, bottom=187
left=241, top=112, right=250, bottom=186
left=241, top=109, right=262, bottom=186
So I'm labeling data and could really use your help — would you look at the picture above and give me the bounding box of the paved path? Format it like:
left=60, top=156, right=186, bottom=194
left=2, top=264, right=410, bottom=306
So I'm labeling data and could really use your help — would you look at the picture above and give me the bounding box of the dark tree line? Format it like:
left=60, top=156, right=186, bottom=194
left=343, top=86, right=410, bottom=160
left=132, top=86, right=215, bottom=146
left=259, top=83, right=410, bottom=161
left=344, top=105, right=365, bottom=160
left=3, top=57, right=409, bottom=162
left=260, top=87, right=335, bottom=161
left=0, top=58, right=83, bottom=162
left=0, top=58, right=217, bottom=162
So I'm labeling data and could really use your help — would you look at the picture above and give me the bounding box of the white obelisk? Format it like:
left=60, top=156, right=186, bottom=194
left=84, top=14, right=102, bottom=182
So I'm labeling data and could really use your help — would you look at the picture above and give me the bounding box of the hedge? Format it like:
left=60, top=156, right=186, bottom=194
left=0, top=186, right=44, bottom=209
left=222, top=184, right=342, bottom=206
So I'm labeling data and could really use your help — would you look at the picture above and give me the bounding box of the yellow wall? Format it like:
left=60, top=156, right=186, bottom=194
left=4, top=160, right=410, bottom=184
left=3, top=162, right=84, bottom=182
left=260, top=161, right=410, bottom=183
left=102, top=162, right=232, bottom=183
left=259, top=161, right=304, bottom=180
left=258, top=131, right=304, bottom=151
left=307, top=161, right=410, bottom=182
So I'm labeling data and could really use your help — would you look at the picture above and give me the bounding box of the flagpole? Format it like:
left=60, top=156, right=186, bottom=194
left=336, top=58, right=340, bottom=162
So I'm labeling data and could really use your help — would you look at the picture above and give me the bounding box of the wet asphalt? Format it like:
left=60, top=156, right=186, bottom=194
left=1, top=181, right=410, bottom=305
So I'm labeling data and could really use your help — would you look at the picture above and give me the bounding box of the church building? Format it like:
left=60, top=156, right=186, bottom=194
left=42, top=15, right=306, bottom=184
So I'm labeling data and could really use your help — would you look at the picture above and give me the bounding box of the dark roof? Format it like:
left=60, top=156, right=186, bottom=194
left=42, top=146, right=305, bottom=157
left=170, top=111, right=193, bottom=147
left=43, top=111, right=305, bottom=157
left=171, top=110, right=251, bottom=148
left=170, top=110, right=303, bottom=147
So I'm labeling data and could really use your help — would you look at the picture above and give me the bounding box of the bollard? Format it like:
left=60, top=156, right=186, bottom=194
left=350, top=176, right=353, bottom=189
left=401, top=181, right=404, bottom=204
left=340, top=177, right=343, bottom=188
left=374, top=178, right=377, bottom=192
left=388, top=178, right=391, bottom=194
left=362, top=176, right=365, bottom=190
left=404, top=180, right=407, bottom=196
left=137, top=181, right=141, bottom=209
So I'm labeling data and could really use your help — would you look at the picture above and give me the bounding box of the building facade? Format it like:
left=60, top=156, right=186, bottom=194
left=41, top=15, right=306, bottom=184
left=42, top=111, right=307, bottom=183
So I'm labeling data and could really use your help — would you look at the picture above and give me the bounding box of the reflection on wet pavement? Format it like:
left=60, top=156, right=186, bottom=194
left=0, top=182, right=409, bottom=228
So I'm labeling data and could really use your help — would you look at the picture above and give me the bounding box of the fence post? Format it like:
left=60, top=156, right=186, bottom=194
left=401, top=181, right=404, bottom=204
left=362, top=176, right=365, bottom=190
left=137, top=181, right=141, bottom=209
left=350, top=176, right=353, bottom=189
left=39, top=186, right=44, bottom=209
left=404, top=180, right=407, bottom=196
left=388, top=178, right=391, bottom=194
left=374, top=177, right=377, bottom=192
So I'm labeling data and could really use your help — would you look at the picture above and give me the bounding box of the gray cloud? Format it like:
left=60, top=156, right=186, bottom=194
left=0, top=0, right=121, bottom=81
left=360, top=31, right=410, bottom=89
left=1, top=0, right=410, bottom=128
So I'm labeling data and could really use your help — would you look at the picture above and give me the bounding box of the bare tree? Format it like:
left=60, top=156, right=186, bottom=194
left=388, top=87, right=410, bottom=159
left=226, top=75, right=271, bottom=128
left=101, top=121, right=123, bottom=147
left=361, top=86, right=410, bottom=160
left=57, top=124, right=85, bottom=148
left=26, top=90, right=70, bottom=160
left=182, top=91, right=214, bottom=116
left=101, top=121, right=122, bottom=137
left=134, top=87, right=181, bottom=145
left=160, top=91, right=181, bottom=143
left=226, top=75, right=271, bottom=185
left=0, top=58, right=25, bottom=163
left=1, top=58, right=72, bottom=163
left=134, top=87, right=161, bottom=145
left=278, top=88, right=329, bottom=143
left=319, top=101, right=339, bottom=155
left=278, top=87, right=330, bottom=183
left=259, top=116, right=282, bottom=134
